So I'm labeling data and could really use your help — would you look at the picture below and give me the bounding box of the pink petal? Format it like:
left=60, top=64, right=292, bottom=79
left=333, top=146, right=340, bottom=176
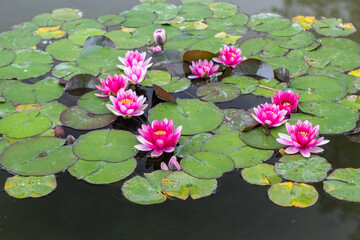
left=299, top=148, right=311, bottom=158
left=285, top=146, right=300, bottom=154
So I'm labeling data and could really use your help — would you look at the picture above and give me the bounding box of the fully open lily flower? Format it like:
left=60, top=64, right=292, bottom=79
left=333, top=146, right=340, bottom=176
left=135, top=118, right=182, bottom=157
left=106, top=89, right=147, bottom=118
left=272, top=90, right=299, bottom=115
left=188, top=59, right=220, bottom=79
left=153, top=29, right=167, bottom=46
left=161, top=155, right=181, bottom=171
left=251, top=103, right=287, bottom=127
left=213, top=45, right=246, bottom=68
left=117, top=50, right=152, bottom=70
left=276, top=120, right=329, bottom=158
left=124, top=65, right=147, bottom=84
left=95, top=74, right=129, bottom=97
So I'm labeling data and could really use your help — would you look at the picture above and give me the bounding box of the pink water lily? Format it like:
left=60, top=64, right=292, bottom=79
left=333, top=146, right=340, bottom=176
left=124, top=65, right=147, bottom=84
left=153, top=46, right=162, bottom=53
left=188, top=59, right=220, bottom=79
left=153, top=29, right=167, bottom=46
left=276, top=120, right=329, bottom=158
left=106, top=89, right=147, bottom=118
left=213, top=44, right=246, bottom=68
left=95, top=74, right=129, bottom=97
left=272, top=90, right=299, bottom=115
left=251, top=103, right=287, bottom=127
left=117, top=50, right=152, bottom=70
left=135, top=118, right=182, bottom=157
left=161, top=155, right=181, bottom=171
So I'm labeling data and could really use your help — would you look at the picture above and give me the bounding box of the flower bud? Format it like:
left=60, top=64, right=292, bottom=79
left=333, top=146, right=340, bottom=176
left=153, top=29, right=167, bottom=46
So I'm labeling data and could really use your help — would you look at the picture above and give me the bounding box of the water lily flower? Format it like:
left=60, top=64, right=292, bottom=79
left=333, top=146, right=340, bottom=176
left=106, top=89, right=147, bottom=118
left=135, top=118, right=182, bottom=157
left=213, top=45, right=246, bottom=68
left=272, top=90, right=299, bottom=115
left=188, top=59, right=220, bottom=79
left=95, top=74, right=129, bottom=97
left=153, top=29, right=167, bottom=46
left=117, top=50, right=152, bottom=70
left=161, top=155, right=181, bottom=171
left=251, top=103, right=287, bottom=127
left=153, top=46, right=162, bottom=53
left=276, top=120, right=329, bottom=158
left=124, top=65, right=147, bottom=84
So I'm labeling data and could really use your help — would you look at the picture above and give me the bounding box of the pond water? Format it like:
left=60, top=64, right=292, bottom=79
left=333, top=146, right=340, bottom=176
left=0, top=0, right=360, bottom=239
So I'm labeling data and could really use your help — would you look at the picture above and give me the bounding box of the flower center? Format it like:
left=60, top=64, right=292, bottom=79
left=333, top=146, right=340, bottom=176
left=299, top=131, right=308, bottom=137
left=154, top=130, right=167, bottom=135
left=283, top=102, right=291, bottom=106
left=265, top=110, right=274, bottom=115
left=120, top=98, right=133, bottom=104
left=231, top=53, right=236, bottom=57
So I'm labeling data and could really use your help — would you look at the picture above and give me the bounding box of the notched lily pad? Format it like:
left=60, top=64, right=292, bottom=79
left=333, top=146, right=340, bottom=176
left=240, top=127, right=284, bottom=150
left=175, top=133, right=213, bottom=158
left=141, top=70, right=171, bottom=87
left=241, top=163, right=282, bottom=185
left=213, top=109, right=258, bottom=133
left=196, top=83, right=240, bottom=103
left=51, top=8, right=83, bottom=21
left=77, top=90, right=111, bottom=114
left=313, top=18, right=356, bottom=37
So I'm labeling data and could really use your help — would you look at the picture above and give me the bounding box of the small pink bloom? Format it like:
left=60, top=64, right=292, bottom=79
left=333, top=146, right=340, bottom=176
left=213, top=45, right=246, bottom=68
left=276, top=120, right=329, bottom=158
left=153, top=29, right=167, bottom=46
left=135, top=118, right=182, bottom=157
left=153, top=46, right=162, bottom=53
left=161, top=155, right=181, bottom=171
left=188, top=59, right=220, bottom=79
left=124, top=65, right=147, bottom=84
left=251, top=103, right=287, bottom=128
left=272, top=90, right=299, bottom=115
left=95, top=74, right=129, bottom=97
left=106, top=89, right=147, bottom=118
left=117, top=50, right=152, bottom=70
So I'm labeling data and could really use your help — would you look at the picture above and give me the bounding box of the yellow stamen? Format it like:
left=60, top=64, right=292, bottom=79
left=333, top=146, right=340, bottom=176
left=155, top=130, right=166, bottom=135
left=120, top=98, right=133, bottom=104
left=283, top=102, right=291, bottom=106
left=265, top=111, right=274, bottom=114
left=231, top=53, right=236, bottom=57
left=300, top=131, right=308, bottom=137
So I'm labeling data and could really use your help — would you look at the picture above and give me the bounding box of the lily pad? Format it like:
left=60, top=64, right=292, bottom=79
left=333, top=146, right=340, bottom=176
left=40, top=101, right=68, bottom=127
left=0, top=101, right=16, bottom=118
left=230, top=58, right=274, bottom=79
left=312, top=71, right=358, bottom=94
left=51, top=8, right=83, bottom=21
left=133, top=2, right=179, bottom=20
left=69, top=158, right=136, bottom=184
left=179, top=4, right=213, bottom=21
left=0, top=30, right=40, bottom=49
left=241, top=164, right=282, bottom=185
left=175, top=133, right=213, bottom=158
left=61, top=19, right=102, bottom=33
left=222, top=76, right=258, bottom=94
left=202, top=131, right=245, bottom=155
left=0, top=50, right=16, bottom=68
left=77, top=91, right=111, bottom=114
left=148, top=98, right=223, bottom=135
left=46, top=39, right=83, bottom=61
left=268, top=23, right=303, bottom=37
left=97, top=14, right=125, bottom=26
left=231, top=146, right=273, bottom=168
left=208, top=2, right=237, bottom=18
left=268, top=182, right=319, bottom=208
left=132, top=24, right=181, bottom=43
left=73, top=129, right=138, bottom=162
left=248, top=13, right=290, bottom=32
left=68, top=28, right=106, bottom=46
left=60, top=106, right=117, bottom=130
left=105, top=30, right=148, bottom=49
left=164, top=34, right=205, bottom=53
left=161, top=171, right=217, bottom=200
left=196, top=83, right=240, bottom=103
left=280, top=31, right=315, bottom=49
left=52, top=62, right=99, bottom=80
left=161, top=77, right=191, bottom=93
left=189, top=38, right=224, bottom=53
left=5, top=175, right=57, bottom=199
left=141, top=70, right=171, bottom=87
left=313, top=18, right=356, bottom=37
left=0, top=136, right=77, bottom=176
left=34, top=25, right=66, bottom=39
left=318, top=37, right=360, bottom=53
left=32, top=13, right=63, bottom=27
left=122, top=10, right=156, bottom=27
left=122, top=170, right=170, bottom=205
left=240, top=127, right=284, bottom=150
left=323, top=168, right=360, bottom=202
left=213, top=109, right=258, bottom=133
left=252, top=78, right=287, bottom=97
left=264, top=57, right=309, bottom=78
left=275, top=155, right=331, bottom=183
left=64, top=74, right=99, bottom=96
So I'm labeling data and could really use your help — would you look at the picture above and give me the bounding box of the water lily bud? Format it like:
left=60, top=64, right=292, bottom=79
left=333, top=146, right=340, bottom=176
left=153, top=29, right=167, bottom=46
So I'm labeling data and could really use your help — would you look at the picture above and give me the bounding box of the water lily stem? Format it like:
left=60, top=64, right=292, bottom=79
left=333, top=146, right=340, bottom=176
left=258, top=84, right=278, bottom=92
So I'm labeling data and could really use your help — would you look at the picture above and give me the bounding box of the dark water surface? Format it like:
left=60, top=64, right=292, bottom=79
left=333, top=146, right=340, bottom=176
left=0, top=0, right=360, bottom=239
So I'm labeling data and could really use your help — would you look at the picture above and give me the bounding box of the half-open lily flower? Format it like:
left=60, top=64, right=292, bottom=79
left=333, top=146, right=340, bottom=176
left=251, top=103, right=287, bottom=127
left=95, top=74, right=129, bottom=97
left=124, top=65, right=147, bottom=84
left=135, top=118, right=182, bottom=157
left=117, top=50, right=152, bottom=70
left=276, top=120, right=329, bottom=158
left=153, top=29, right=167, bottom=46
left=106, top=89, right=147, bottom=118
left=272, top=90, right=299, bottom=115
left=188, top=59, right=220, bottom=79
left=161, top=155, right=181, bottom=171
left=213, top=45, right=246, bottom=68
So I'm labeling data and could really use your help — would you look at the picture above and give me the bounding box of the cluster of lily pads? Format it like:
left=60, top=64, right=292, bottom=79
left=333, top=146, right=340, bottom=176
left=0, top=0, right=359, bottom=207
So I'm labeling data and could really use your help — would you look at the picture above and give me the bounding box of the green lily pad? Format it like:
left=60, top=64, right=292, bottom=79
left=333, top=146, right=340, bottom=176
left=206, top=18, right=233, bottom=32
left=45, top=39, right=83, bottom=61
left=196, top=83, right=240, bottom=103
left=141, top=70, right=171, bottom=87
left=313, top=18, right=357, bottom=37
left=105, top=30, right=149, bottom=49
left=3, top=77, right=64, bottom=104
left=202, top=131, right=245, bottom=155
left=77, top=90, right=111, bottom=114
left=339, top=95, right=360, bottom=112
left=189, top=37, right=224, bottom=53
left=13, top=22, right=39, bottom=31
left=312, top=71, right=358, bottom=94
left=253, top=78, right=287, bottom=97
left=175, top=133, right=213, bottom=158
left=132, top=24, right=182, bottom=43
left=182, top=0, right=213, bottom=3
left=224, top=26, right=247, bottom=36
left=40, top=101, right=68, bottom=127
left=97, top=14, right=125, bottom=26
left=161, top=77, right=191, bottom=93
left=51, top=8, right=83, bottom=21
left=148, top=98, right=223, bottom=135
left=5, top=175, right=57, bottom=199
left=164, top=34, right=205, bottom=52
left=318, top=37, right=360, bottom=53
left=181, top=150, right=234, bottom=179
left=34, top=25, right=66, bottom=39
left=73, top=129, right=138, bottom=162
left=240, top=37, right=267, bottom=57
left=212, top=109, right=258, bottom=134
left=0, top=101, right=16, bottom=118
left=52, top=62, right=99, bottom=80
left=0, top=50, right=16, bottom=68
left=268, top=182, right=319, bottom=208
left=208, top=2, right=237, bottom=18
left=241, top=163, right=282, bottom=185
left=264, top=57, right=309, bottom=78
left=289, top=75, right=347, bottom=102
left=323, top=168, right=360, bottom=202
left=122, top=170, right=170, bottom=205
left=60, top=106, right=117, bottom=130
left=248, top=13, right=290, bottom=32
left=68, top=28, right=106, bottom=46
left=268, top=23, right=303, bottom=37
left=32, top=13, right=63, bottom=27
left=222, top=76, right=258, bottom=94
left=133, top=3, right=179, bottom=20
left=280, top=31, right=315, bottom=49
left=179, top=4, right=213, bottom=21
left=61, top=18, right=102, bottom=33
left=0, top=30, right=40, bottom=49
left=0, top=49, right=53, bottom=80
left=0, top=136, right=77, bottom=176
left=122, top=10, right=156, bottom=27
left=240, top=127, right=284, bottom=150
left=0, top=112, right=51, bottom=138
left=231, top=146, right=273, bottom=168
left=275, top=155, right=331, bottom=183
left=69, top=158, right=136, bottom=184
left=161, top=171, right=217, bottom=200
left=258, top=39, right=289, bottom=58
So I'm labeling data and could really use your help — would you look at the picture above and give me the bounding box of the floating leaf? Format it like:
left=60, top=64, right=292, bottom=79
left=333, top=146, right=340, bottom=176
left=32, top=13, right=63, bottom=27
left=64, top=74, right=99, bottom=96
left=208, top=2, right=237, bottom=18
left=34, top=25, right=66, bottom=39
left=133, top=2, right=179, bottom=20
left=214, top=32, right=241, bottom=44
left=164, top=34, right=205, bottom=53
left=105, top=30, right=148, bottom=49
left=189, top=38, right=224, bottom=53
left=212, top=109, right=258, bottom=133
left=122, top=10, right=156, bottom=27
left=153, top=84, right=177, bottom=103
left=240, top=127, right=284, bottom=150
left=222, top=76, right=258, bottom=94
left=231, top=146, right=273, bottom=168
left=161, top=77, right=191, bottom=93
left=279, top=31, right=315, bottom=49
left=291, top=15, right=317, bottom=30
left=248, top=13, right=290, bottom=32
left=253, top=78, right=287, bottom=97
left=230, top=58, right=274, bottom=79
left=172, top=20, right=209, bottom=31
left=0, top=50, right=16, bottom=68
left=141, top=70, right=171, bottom=87
left=268, top=182, right=318, bottom=208
left=5, top=175, right=57, bottom=199
left=182, top=50, right=218, bottom=62
left=175, top=133, right=213, bottom=158
left=0, top=30, right=40, bottom=49
left=318, top=37, right=360, bottom=52
left=196, top=83, right=240, bottom=103
left=40, top=101, right=67, bottom=127
left=46, top=39, right=82, bottom=61
left=77, top=90, right=111, bottom=114
left=179, top=4, right=213, bottom=21
left=241, top=164, right=282, bottom=185
left=0, top=101, right=16, bottom=118
left=52, top=62, right=98, bottom=80
left=202, top=131, right=245, bottom=155
left=268, top=23, right=303, bottom=37
left=51, top=8, right=83, bottom=21
left=68, top=28, right=106, bottom=46
left=273, top=68, right=290, bottom=83
left=349, top=68, right=360, bottom=78
left=264, top=57, right=309, bottom=78
left=313, top=18, right=356, bottom=37
left=97, top=14, right=125, bottom=26
left=61, top=19, right=102, bottom=33
left=83, top=35, right=116, bottom=49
